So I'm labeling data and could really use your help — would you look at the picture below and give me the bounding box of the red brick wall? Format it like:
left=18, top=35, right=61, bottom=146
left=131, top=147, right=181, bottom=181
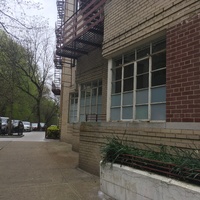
left=166, top=14, right=200, bottom=122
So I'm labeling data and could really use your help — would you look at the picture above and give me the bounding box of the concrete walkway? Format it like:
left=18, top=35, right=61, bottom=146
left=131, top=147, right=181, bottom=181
left=0, top=140, right=101, bottom=200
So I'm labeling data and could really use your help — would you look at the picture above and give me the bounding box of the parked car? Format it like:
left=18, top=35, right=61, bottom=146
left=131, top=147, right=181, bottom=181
left=22, top=121, right=31, bottom=132
left=31, top=122, right=46, bottom=131
left=31, top=123, right=38, bottom=131
left=12, top=120, right=24, bottom=135
left=0, top=117, right=9, bottom=134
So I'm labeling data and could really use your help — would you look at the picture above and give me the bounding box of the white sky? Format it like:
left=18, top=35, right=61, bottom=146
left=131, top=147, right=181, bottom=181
left=32, top=0, right=57, bottom=28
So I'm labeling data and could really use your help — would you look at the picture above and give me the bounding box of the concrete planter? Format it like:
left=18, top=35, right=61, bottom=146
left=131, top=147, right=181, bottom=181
left=100, top=163, right=200, bottom=200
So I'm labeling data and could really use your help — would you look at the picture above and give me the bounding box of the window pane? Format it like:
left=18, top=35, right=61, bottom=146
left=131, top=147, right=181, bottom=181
left=137, top=46, right=150, bottom=59
left=111, top=108, right=120, bottom=120
left=80, top=106, right=85, bottom=114
left=152, top=39, right=166, bottom=53
left=113, top=57, right=122, bottom=67
left=92, top=80, right=98, bottom=87
left=112, top=81, right=121, bottom=93
left=98, top=87, right=102, bottom=95
left=91, top=96, right=96, bottom=105
left=151, top=86, right=166, bottom=103
left=86, top=97, right=90, bottom=105
left=152, top=52, right=166, bottom=70
left=97, top=105, right=102, bottom=114
left=122, top=106, right=133, bottom=119
left=152, top=69, right=166, bottom=86
left=112, top=67, right=122, bottom=81
left=136, top=105, right=148, bottom=119
left=81, top=91, right=85, bottom=98
left=136, top=89, right=148, bottom=104
left=137, top=59, right=149, bottom=74
left=137, top=74, right=149, bottom=89
left=85, top=106, right=90, bottom=114
left=124, top=52, right=135, bottom=64
left=123, top=92, right=133, bottom=105
left=123, top=78, right=133, bottom=92
left=80, top=114, right=85, bottom=122
left=98, top=95, right=102, bottom=104
left=111, top=94, right=121, bottom=106
left=124, top=64, right=134, bottom=78
left=80, top=98, right=85, bottom=106
left=91, top=106, right=96, bottom=113
left=151, top=104, right=166, bottom=120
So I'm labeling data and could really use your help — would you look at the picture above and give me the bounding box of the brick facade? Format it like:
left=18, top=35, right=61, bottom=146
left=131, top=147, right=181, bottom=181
left=166, top=14, right=200, bottom=122
left=79, top=122, right=200, bottom=176
left=103, top=0, right=200, bottom=58
left=58, top=0, right=200, bottom=177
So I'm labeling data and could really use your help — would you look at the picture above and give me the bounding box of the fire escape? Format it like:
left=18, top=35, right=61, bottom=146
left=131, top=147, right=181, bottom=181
left=56, top=0, right=106, bottom=60
left=52, top=0, right=65, bottom=95
left=52, top=0, right=107, bottom=95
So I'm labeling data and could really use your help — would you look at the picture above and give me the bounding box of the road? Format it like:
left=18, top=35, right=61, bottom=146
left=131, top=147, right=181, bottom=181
left=0, top=131, right=51, bottom=142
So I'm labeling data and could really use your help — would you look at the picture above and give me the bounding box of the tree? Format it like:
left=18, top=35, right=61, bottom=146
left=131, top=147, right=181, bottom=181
left=0, top=0, right=43, bottom=39
left=11, top=26, right=54, bottom=129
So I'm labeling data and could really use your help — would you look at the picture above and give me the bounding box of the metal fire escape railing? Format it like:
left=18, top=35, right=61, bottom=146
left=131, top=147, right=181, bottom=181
left=52, top=0, right=65, bottom=95
left=56, top=0, right=107, bottom=59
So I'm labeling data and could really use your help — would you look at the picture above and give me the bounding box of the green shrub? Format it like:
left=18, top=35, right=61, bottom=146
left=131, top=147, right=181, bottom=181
left=45, top=125, right=60, bottom=139
left=100, top=135, right=200, bottom=185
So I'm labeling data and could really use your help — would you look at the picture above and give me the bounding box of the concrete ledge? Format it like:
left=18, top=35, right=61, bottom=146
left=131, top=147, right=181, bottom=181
left=100, top=163, right=200, bottom=200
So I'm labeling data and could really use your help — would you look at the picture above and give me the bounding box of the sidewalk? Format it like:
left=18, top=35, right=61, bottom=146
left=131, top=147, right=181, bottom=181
left=0, top=140, right=101, bottom=200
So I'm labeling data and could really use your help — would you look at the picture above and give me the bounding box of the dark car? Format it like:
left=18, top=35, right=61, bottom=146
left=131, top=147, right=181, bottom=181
left=12, top=120, right=24, bottom=135
left=0, top=117, right=9, bottom=135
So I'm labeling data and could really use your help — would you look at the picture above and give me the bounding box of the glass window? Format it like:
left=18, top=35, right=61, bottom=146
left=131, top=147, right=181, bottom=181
left=136, top=105, right=148, bottom=119
left=124, top=64, right=134, bottom=78
left=69, top=92, right=78, bottom=123
left=111, top=108, right=120, bottom=120
left=137, top=46, right=150, bottom=59
left=111, top=38, right=166, bottom=121
left=152, top=52, right=166, bottom=70
left=122, top=106, right=133, bottom=119
left=112, top=81, right=121, bottom=94
left=123, top=78, right=133, bottom=92
left=113, top=57, right=122, bottom=67
left=111, top=94, right=121, bottom=106
left=112, top=67, right=122, bottom=81
left=123, top=92, right=133, bottom=106
left=152, top=38, right=166, bottom=53
left=152, top=69, right=166, bottom=86
left=124, top=52, right=135, bottom=64
left=79, top=79, right=102, bottom=121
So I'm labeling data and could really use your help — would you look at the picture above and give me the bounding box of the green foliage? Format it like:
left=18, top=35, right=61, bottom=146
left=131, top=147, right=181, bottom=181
left=45, top=125, right=60, bottom=139
left=0, top=31, right=58, bottom=125
left=101, top=135, right=200, bottom=184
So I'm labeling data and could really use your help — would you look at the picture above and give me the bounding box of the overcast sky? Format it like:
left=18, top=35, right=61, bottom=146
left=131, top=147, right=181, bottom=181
left=34, top=0, right=57, bottom=28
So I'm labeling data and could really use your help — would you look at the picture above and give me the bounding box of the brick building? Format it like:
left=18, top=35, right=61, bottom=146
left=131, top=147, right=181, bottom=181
left=52, top=0, right=200, bottom=176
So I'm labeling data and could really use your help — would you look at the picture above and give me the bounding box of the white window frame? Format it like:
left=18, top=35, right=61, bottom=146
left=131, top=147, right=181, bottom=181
left=110, top=38, right=166, bottom=122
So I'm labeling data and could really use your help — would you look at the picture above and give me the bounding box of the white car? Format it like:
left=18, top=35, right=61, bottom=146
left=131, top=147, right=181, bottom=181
left=22, top=121, right=31, bottom=132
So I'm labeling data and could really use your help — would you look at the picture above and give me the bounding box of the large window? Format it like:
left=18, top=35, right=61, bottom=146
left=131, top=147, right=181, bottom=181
left=111, top=38, right=166, bottom=121
left=80, top=80, right=102, bottom=122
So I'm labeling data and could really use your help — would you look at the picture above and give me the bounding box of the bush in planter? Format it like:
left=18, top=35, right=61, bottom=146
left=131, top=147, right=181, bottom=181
left=45, top=125, right=60, bottom=139
left=100, top=136, right=200, bottom=186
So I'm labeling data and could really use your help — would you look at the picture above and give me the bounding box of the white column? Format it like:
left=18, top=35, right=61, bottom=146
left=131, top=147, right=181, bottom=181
left=106, top=59, right=112, bottom=122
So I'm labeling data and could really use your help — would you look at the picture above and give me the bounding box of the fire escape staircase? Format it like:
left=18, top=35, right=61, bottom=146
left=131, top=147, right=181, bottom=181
left=56, top=0, right=107, bottom=59
left=52, top=0, right=65, bottom=95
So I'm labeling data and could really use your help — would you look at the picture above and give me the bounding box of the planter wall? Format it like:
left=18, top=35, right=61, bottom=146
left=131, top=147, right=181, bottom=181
left=100, top=163, right=200, bottom=200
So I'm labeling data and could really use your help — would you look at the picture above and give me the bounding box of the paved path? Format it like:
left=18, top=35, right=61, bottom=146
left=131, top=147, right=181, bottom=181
left=0, top=132, right=101, bottom=200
